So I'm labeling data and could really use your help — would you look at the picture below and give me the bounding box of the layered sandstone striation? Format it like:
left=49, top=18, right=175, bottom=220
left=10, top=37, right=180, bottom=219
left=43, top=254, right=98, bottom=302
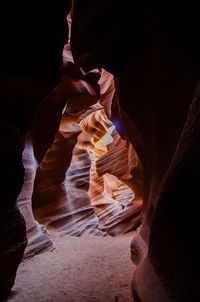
left=17, top=44, right=142, bottom=250
left=17, top=136, right=54, bottom=258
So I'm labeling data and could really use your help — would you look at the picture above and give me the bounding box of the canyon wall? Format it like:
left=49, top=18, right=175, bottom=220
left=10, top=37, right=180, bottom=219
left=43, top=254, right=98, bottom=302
left=71, top=1, right=200, bottom=301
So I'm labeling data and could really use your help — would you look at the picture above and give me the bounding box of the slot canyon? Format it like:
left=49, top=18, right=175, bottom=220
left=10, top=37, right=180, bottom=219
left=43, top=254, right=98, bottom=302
left=0, top=1, right=200, bottom=301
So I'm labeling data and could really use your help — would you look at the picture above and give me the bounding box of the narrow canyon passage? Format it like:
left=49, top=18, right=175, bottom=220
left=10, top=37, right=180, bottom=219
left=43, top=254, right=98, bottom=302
left=1, top=2, right=200, bottom=302
left=6, top=230, right=136, bottom=302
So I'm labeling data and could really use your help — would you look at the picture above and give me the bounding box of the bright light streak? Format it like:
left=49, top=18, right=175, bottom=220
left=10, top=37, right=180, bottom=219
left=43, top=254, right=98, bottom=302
left=88, top=124, right=115, bottom=164
left=93, top=124, right=115, bottom=151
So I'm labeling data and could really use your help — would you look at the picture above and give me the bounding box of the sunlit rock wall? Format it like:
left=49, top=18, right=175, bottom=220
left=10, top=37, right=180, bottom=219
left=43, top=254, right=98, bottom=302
left=32, top=114, right=106, bottom=236
left=80, top=109, right=142, bottom=235
left=31, top=61, right=107, bottom=236
left=17, top=36, right=142, bottom=256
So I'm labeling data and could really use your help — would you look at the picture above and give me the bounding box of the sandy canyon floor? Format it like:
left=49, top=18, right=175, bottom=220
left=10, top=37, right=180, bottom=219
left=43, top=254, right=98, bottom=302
left=6, top=231, right=136, bottom=302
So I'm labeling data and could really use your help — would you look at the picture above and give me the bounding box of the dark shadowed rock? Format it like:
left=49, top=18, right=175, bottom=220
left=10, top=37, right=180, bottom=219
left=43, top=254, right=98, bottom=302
left=71, top=1, right=200, bottom=301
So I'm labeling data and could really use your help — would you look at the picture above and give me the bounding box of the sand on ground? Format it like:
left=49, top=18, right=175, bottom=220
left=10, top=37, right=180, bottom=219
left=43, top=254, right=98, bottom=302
left=6, top=231, right=136, bottom=302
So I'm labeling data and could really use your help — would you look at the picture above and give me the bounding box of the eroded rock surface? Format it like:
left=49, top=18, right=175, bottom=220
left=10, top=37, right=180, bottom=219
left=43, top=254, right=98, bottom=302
left=0, top=1, right=71, bottom=297
left=17, top=136, right=54, bottom=258
left=27, top=45, right=142, bottom=239
left=71, top=1, right=200, bottom=301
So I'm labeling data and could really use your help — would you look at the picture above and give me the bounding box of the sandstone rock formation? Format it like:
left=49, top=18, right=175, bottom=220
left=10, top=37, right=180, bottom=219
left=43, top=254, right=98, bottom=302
left=0, top=1, right=72, bottom=298
left=71, top=1, right=200, bottom=301
left=3, top=2, right=199, bottom=300
left=80, top=109, right=142, bottom=235
left=32, top=113, right=106, bottom=236
left=20, top=36, right=142, bottom=240
left=19, top=59, right=105, bottom=247
left=17, top=135, right=54, bottom=259
left=30, top=62, right=142, bottom=238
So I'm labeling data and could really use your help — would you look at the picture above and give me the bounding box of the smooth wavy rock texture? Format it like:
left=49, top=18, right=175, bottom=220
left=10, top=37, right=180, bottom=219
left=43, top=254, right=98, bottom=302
left=17, top=57, right=142, bottom=257
left=17, top=137, right=54, bottom=258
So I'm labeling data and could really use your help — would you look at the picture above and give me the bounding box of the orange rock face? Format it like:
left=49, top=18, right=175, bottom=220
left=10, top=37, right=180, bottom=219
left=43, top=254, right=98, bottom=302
left=80, top=106, right=142, bottom=235
left=17, top=48, right=142, bottom=252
